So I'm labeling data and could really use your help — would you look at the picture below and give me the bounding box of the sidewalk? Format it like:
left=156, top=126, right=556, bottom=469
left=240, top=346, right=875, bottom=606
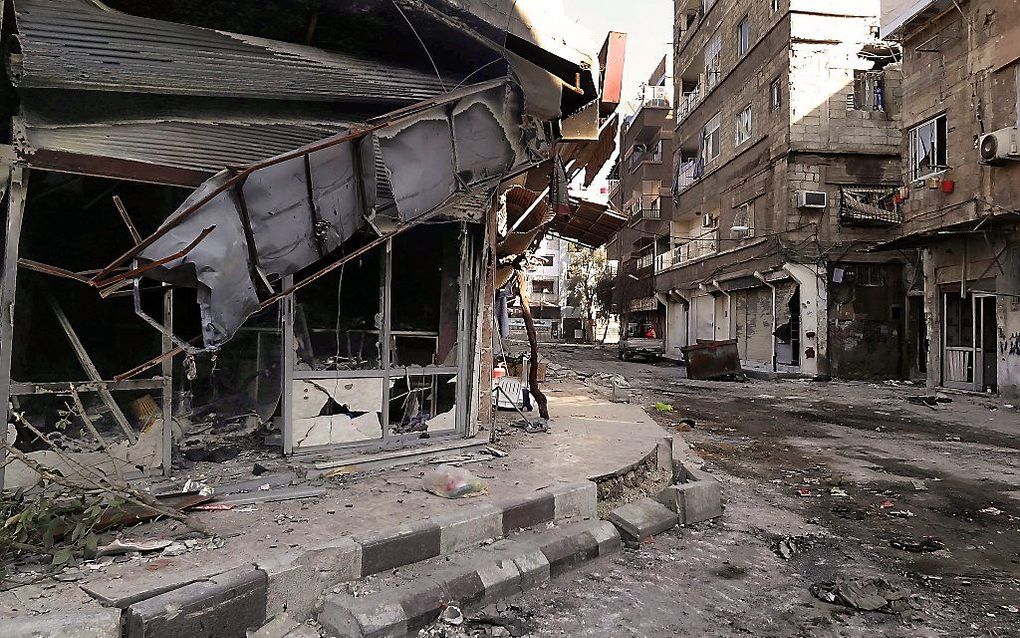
left=1, top=382, right=675, bottom=637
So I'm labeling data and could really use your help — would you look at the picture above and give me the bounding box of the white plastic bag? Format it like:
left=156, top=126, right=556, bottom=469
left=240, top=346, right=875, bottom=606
left=422, top=464, right=487, bottom=498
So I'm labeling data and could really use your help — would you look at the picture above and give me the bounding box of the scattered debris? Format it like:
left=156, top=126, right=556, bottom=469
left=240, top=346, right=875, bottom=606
left=890, top=537, right=945, bottom=553
left=653, top=402, right=674, bottom=412
left=441, top=605, right=464, bottom=626
left=810, top=578, right=917, bottom=614
left=775, top=534, right=825, bottom=560
left=252, top=463, right=269, bottom=476
left=796, top=488, right=812, bottom=497
left=911, top=480, right=927, bottom=492
left=886, top=509, right=915, bottom=518
left=95, top=538, right=172, bottom=558
left=482, top=446, right=509, bottom=458
left=978, top=507, right=1003, bottom=516
left=829, top=487, right=850, bottom=498
left=422, top=464, right=488, bottom=499
left=879, top=499, right=895, bottom=509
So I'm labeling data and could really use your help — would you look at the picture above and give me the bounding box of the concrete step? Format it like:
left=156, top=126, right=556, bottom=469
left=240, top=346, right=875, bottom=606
left=318, top=519, right=621, bottom=638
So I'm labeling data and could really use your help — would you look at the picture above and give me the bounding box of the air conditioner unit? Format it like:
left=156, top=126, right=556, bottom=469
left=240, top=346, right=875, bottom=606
left=978, top=127, right=1020, bottom=164
left=702, top=213, right=717, bottom=228
left=797, top=190, right=827, bottom=209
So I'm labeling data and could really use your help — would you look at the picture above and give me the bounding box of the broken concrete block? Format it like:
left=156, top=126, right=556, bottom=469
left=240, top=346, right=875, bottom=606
left=607, top=497, right=679, bottom=541
left=656, top=472, right=723, bottom=525
left=320, top=596, right=407, bottom=638
left=587, top=520, right=624, bottom=556
left=124, top=566, right=267, bottom=638
left=3, top=609, right=121, bottom=638
left=248, top=613, right=300, bottom=638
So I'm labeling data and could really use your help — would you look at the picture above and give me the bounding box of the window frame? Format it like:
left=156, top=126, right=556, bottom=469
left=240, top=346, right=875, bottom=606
left=735, top=103, right=753, bottom=146
left=908, top=114, right=948, bottom=182
left=771, top=0, right=781, bottom=13
left=769, top=77, right=782, bottom=111
left=702, top=112, right=722, bottom=165
left=731, top=201, right=755, bottom=239
left=705, top=31, right=722, bottom=90
left=737, top=16, right=751, bottom=57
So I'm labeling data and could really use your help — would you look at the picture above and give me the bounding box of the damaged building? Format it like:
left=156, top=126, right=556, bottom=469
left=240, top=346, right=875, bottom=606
left=0, top=0, right=626, bottom=489
left=644, top=0, right=908, bottom=378
left=878, top=0, right=1020, bottom=397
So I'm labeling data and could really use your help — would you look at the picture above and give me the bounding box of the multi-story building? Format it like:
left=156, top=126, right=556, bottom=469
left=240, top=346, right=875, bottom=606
left=659, top=0, right=906, bottom=378
left=514, top=235, right=572, bottom=339
left=607, top=57, right=676, bottom=349
left=879, top=0, right=1020, bottom=396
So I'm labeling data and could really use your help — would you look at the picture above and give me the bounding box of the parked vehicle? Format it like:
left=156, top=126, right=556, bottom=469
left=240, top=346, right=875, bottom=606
left=618, top=321, right=664, bottom=361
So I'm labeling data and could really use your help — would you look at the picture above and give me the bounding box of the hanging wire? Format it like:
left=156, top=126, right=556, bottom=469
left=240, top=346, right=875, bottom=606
left=391, top=0, right=447, bottom=92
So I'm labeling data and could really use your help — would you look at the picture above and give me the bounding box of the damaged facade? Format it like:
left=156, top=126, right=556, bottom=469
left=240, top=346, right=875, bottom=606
left=879, top=0, right=1020, bottom=397
left=608, top=0, right=909, bottom=378
left=0, top=0, right=625, bottom=489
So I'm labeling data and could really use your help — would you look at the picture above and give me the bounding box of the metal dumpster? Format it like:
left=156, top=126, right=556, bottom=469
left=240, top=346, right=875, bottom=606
left=681, top=339, right=744, bottom=380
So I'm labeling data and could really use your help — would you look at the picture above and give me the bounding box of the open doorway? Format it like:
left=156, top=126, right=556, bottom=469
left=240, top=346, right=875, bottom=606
left=942, top=291, right=997, bottom=392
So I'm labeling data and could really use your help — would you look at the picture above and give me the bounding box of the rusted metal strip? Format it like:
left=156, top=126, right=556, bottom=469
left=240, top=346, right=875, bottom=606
left=93, top=225, right=216, bottom=290
left=18, top=258, right=91, bottom=283
left=112, top=195, right=143, bottom=244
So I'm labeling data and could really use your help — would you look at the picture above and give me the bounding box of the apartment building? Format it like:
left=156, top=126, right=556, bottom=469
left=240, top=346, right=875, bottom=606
left=513, top=235, right=572, bottom=339
left=659, top=0, right=906, bottom=378
left=879, top=0, right=1020, bottom=396
left=607, top=58, right=676, bottom=349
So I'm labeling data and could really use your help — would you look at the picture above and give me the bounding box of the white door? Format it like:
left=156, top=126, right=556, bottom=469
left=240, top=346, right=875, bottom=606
left=693, top=295, right=715, bottom=342
left=666, top=301, right=689, bottom=356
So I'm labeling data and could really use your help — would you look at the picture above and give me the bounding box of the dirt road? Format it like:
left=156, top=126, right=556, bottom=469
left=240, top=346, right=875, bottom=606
left=502, top=344, right=1020, bottom=637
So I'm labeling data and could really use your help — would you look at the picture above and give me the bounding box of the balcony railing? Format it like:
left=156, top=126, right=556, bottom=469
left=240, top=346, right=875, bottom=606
left=677, top=88, right=701, bottom=122
left=640, top=85, right=672, bottom=110
left=655, top=250, right=674, bottom=272
left=628, top=147, right=663, bottom=171
left=608, top=178, right=621, bottom=195
left=630, top=195, right=661, bottom=221
left=674, top=159, right=703, bottom=194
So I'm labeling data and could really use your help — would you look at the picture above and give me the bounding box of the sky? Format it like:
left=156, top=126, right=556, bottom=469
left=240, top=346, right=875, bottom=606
left=561, top=0, right=673, bottom=199
left=562, top=0, right=674, bottom=110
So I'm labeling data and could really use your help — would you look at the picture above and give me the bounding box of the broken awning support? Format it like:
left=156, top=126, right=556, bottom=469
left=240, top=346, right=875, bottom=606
left=92, top=80, right=547, bottom=351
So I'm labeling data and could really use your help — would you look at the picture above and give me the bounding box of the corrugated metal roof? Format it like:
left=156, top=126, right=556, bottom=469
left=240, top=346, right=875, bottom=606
left=16, top=119, right=347, bottom=184
left=12, top=0, right=453, bottom=104
left=549, top=199, right=627, bottom=249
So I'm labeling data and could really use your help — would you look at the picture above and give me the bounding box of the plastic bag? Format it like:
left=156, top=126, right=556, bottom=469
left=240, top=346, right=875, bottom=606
left=422, top=464, right=488, bottom=498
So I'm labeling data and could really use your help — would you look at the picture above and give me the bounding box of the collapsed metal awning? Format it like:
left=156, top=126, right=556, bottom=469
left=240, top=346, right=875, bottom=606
left=13, top=119, right=348, bottom=187
left=10, top=0, right=454, bottom=104
left=549, top=199, right=627, bottom=249
left=91, top=80, right=547, bottom=350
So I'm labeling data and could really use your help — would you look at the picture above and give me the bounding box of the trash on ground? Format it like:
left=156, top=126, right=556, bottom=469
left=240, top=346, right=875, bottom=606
left=978, top=507, right=1003, bottom=516
left=775, top=534, right=824, bottom=560
left=829, top=487, right=850, bottom=498
left=796, top=488, right=812, bottom=497
left=654, top=402, right=674, bottom=412
left=886, top=509, right=915, bottom=518
left=890, top=537, right=945, bottom=553
left=423, top=464, right=488, bottom=499
left=95, top=538, right=172, bottom=558
left=441, top=605, right=464, bottom=626
left=879, top=499, right=895, bottom=509
left=810, top=578, right=917, bottom=613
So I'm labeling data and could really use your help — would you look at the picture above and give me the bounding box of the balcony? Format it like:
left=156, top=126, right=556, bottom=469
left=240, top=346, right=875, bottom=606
left=608, top=178, right=621, bottom=195
left=839, top=186, right=902, bottom=227
left=674, top=158, right=703, bottom=194
left=639, top=85, right=672, bottom=110
left=676, top=88, right=700, bottom=123
left=655, top=250, right=674, bottom=273
left=628, top=145, right=663, bottom=171
left=629, top=195, right=662, bottom=222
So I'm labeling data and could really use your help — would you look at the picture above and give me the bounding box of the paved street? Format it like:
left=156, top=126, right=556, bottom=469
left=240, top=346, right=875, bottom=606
left=504, top=344, right=1020, bottom=637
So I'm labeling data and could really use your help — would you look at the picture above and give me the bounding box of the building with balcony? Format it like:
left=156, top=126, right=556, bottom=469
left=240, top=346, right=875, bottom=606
left=876, top=0, right=1020, bottom=396
left=607, top=57, right=676, bottom=344
left=511, top=235, right=572, bottom=340
left=658, top=0, right=907, bottom=379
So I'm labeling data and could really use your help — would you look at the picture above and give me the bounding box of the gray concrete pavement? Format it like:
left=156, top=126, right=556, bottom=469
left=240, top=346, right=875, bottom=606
left=496, top=344, right=1020, bottom=638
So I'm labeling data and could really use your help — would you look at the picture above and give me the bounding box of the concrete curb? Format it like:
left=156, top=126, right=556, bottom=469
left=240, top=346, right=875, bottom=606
left=318, top=520, right=622, bottom=638
left=3, top=608, right=122, bottom=638
left=105, top=481, right=597, bottom=637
